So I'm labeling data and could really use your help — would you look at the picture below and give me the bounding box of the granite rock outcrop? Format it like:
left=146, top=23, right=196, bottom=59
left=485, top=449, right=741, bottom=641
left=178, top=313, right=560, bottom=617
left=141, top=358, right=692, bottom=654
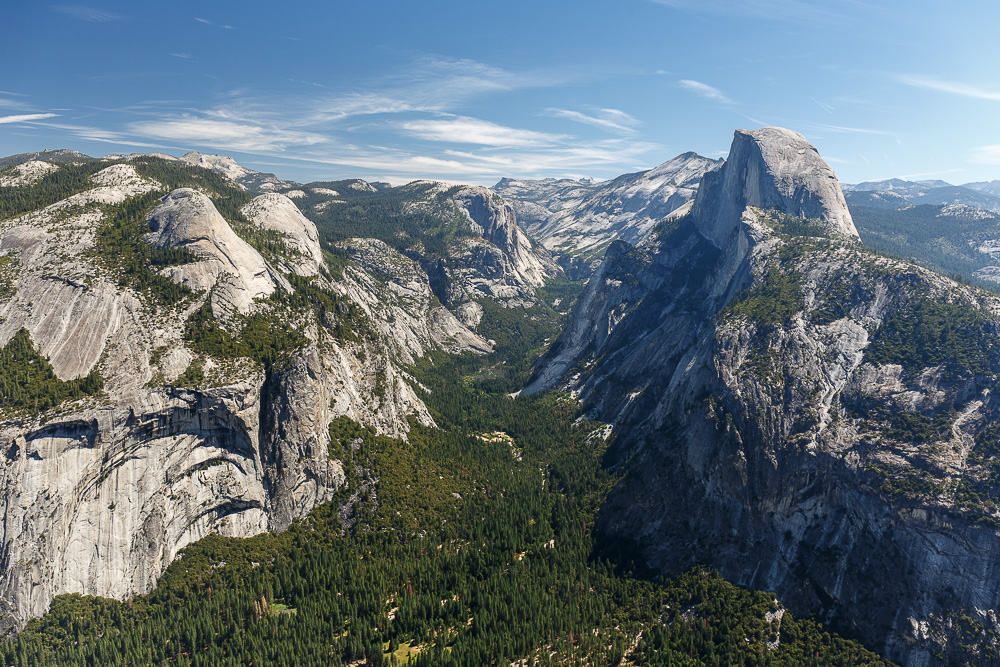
left=0, top=160, right=486, bottom=633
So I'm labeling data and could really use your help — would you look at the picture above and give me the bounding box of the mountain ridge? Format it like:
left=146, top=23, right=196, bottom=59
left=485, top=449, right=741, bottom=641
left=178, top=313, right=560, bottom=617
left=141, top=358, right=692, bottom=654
left=493, top=152, right=722, bottom=264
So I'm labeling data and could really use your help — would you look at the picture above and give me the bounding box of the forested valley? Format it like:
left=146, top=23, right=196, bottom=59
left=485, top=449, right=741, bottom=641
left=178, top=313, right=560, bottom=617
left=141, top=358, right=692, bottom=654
left=0, top=270, right=890, bottom=666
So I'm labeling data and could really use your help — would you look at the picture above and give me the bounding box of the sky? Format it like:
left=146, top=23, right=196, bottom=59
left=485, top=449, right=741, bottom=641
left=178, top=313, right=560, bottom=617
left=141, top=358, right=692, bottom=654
left=4, top=1, right=1000, bottom=186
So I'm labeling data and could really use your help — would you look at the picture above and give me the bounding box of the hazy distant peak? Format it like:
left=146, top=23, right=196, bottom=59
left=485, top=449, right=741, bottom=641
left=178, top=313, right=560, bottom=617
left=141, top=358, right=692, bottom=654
left=179, top=152, right=253, bottom=182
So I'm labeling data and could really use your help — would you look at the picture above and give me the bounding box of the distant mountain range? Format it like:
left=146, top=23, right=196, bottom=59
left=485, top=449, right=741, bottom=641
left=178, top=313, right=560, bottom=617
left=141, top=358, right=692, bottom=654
left=494, top=152, right=722, bottom=263
left=0, top=149, right=96, bottom=169
left=843, top=177, right=1000, bottom=212
left=0, top=148, right=298, bottom=194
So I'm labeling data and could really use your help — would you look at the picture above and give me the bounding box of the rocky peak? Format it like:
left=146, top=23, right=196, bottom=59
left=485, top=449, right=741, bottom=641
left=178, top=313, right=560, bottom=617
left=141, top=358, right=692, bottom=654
left=90, top=163, right=156, bottom=195
left=644, top=151, right=721, bottom=182
left=175, top=153, right=298, bottom=194
left=452, top=186, right=517, bottom=249
left=691, top=127, right=859, bottom=248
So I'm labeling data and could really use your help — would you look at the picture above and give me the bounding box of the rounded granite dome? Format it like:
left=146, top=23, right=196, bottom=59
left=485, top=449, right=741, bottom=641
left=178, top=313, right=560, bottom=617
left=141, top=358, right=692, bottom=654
left=691, top=126, right=859, bottom=248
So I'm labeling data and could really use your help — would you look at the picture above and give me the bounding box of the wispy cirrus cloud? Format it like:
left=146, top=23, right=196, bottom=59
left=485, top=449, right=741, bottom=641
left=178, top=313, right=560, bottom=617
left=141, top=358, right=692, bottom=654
left=129, top=116, right=327, bottom=153
left=220, top=56, right=564, bottom=130
left=250, top=135, right=662, bottom=185
left=54, top=5, right=125, bottom=21
left=0, top=113, right=60, bottom=124
left=679, top=79, right=733, bottom=104
left=0, top=98, right=29, bottom=111
left=445, top=139, right=661, bottom=174
left=970, top=145, right=1000, bottom=165
left=400, top=116, right=567, bottom=147
left=82, top=71, right=183, bottom=82
left=808, top=123, right=895, bottom=137
left=195, top=17, right=237, bottom=29
left=39, top=55, right=661, bottom=184
left=546, top=107, right=640, bottom=134
left=36, top=121, right=175, bottom=149
left=207, top=56, right=579, bottom=134
left=811, top=97, right=834, bottom=114
left=898, top=168, right=965, bottom=180
left=897, top=75, right=1000, bottom=101
left=369, top=56, right=567, bottom=113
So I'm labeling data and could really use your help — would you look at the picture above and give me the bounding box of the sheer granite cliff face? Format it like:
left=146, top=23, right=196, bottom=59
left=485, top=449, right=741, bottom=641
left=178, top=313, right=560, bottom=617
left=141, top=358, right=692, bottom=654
left=526, top=128, right=1000, bottom=665
left=0, top=167, right=484, bottom=632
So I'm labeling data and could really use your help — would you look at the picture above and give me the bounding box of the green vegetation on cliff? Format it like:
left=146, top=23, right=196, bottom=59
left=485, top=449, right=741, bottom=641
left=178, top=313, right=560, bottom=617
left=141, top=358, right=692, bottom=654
left=0, top=329, right=103, bottom=417
left=724, top=263, right=803, bottom=330
left=93, top=190, right=198, bottom=307
left=865, top=296, right=997, bottom=379
left=183, top=300, right=308, bottom=370
left=0, top=253, right=17, bottom=300
left=0, top=162, right=112, bottom=221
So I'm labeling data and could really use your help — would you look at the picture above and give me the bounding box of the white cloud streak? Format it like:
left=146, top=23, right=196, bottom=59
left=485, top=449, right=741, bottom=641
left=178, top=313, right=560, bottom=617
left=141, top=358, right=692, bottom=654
left=0, top=113, right=59, bottom=124
left=679, top=79, right=733, bottom=104
left=129, top=116, right=327, bottom=153
left=808, top=123, right=894, bottom=136
left=0, top=98, right=29, bottom=111
left=811, top=97, right=834, bottom=114
left=898, top=75, right=1000, bottom=101
left=54, top=5, right=125, bottom=21
left=194, top=17, right=236, bottom=29
left=546, top=108, right=640, bottom=134
left=970, top=146, right=1000, bottom=165
left=898, top=168, right=966, bottom=180
left=400, top=117, right=567, bottom=147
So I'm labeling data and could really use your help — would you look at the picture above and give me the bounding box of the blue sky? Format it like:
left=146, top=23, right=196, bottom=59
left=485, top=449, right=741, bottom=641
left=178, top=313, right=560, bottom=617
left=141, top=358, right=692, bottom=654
left=3, top=1, right=1000, bottom=186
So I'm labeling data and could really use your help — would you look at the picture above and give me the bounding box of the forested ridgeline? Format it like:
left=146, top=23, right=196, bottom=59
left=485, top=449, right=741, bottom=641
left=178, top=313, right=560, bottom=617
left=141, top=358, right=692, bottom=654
left=850, top=203, right=1000, bottom=287
left=296, top=181, right=476, bottom=261
left=0, top=157, right=295, bottom=267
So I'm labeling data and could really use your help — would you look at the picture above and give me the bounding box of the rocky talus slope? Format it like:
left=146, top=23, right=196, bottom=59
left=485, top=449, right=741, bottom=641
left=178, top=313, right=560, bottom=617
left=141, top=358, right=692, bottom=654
left=527, top=127, right=1000, bottom=665
left=0, top=161, right=489, bottom=632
